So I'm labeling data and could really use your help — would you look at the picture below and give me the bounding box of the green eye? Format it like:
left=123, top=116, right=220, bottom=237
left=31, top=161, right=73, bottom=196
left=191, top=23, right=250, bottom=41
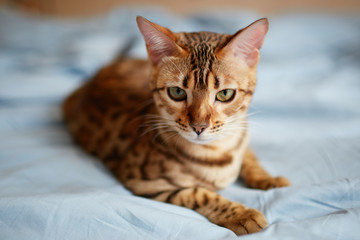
left=216, top=89, right=235, bottom=102
left=168, top=87, right=187, bottom=101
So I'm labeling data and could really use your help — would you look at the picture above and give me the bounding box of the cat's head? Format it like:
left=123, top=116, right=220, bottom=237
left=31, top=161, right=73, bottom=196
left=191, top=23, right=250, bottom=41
left=137, top=16, right=268, bottom=144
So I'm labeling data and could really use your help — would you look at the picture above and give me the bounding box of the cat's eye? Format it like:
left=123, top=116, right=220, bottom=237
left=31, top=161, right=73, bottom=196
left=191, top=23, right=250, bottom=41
left=168, top=87, right=187, bottom=101
left=216, top=89, right=235, bottom=102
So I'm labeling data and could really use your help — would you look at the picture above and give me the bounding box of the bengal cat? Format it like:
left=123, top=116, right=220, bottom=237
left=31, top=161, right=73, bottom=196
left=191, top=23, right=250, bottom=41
left=63, top=16, right=291, bottom=235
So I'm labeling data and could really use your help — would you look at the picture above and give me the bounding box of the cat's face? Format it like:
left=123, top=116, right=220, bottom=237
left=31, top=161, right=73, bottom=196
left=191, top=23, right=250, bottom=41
left=150, top=56, right=256, bottom=144
left=137, top=17, right=268, bottom=144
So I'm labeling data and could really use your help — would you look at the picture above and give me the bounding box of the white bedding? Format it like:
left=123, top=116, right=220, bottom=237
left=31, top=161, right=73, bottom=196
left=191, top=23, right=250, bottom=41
left=0, top=8, right=360, bottom=239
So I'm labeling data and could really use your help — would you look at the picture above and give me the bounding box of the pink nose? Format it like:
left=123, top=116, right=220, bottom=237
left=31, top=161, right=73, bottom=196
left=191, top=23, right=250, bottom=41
left=191, top=123, right=209, bottom=136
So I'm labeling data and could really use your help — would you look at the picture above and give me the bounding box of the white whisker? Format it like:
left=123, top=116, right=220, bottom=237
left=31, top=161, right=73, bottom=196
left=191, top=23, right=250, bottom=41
left=139, top=113, right=176, bottom=138
left=160, top=131, right=179, bottom=145
left=152, top=128, right=177, bottom=144
left=140, top=126, right=168, bottom=137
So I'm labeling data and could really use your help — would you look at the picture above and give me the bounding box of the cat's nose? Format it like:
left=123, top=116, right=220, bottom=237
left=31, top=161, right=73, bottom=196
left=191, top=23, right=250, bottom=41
left=191, top=123, right=209, bottom=136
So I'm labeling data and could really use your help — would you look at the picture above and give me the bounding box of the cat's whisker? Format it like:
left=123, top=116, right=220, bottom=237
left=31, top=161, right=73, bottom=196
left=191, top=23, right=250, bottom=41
left=143, top=118, right=172, bottom=123
left=140, top=124, right=172, bottom=137
left=141, top=114, right=174, bottom=131
left=213, top=129, right=234, bottom=140
left=151, top=128, right=177, bottom=144
left=147, top=125, right=171, bottom=131
left=246, top=111, right=261, bottom=118
left=144, top=115, right=174, bottom=123
left=140, top=121, right=169, bottom=128
left=222, top=126, right=248, bottom=131
left=160, top=131, right=179, bottom=145
left=141, top=121, right=170, bottom=127
left=143, top=116, right=171, bottom=121
left=234, top=104, right=245, bottom=113
left=224, top=113, right=264, bottom=131
left=174, top=134, right=183, bottom=149
left=140, top=128, right=157, bottom=137
left=224, top=119, right=248, bottom=128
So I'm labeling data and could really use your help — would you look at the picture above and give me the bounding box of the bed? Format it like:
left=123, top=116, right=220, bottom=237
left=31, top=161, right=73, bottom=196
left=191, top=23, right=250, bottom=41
left=0, top=7, right=360, bottom=239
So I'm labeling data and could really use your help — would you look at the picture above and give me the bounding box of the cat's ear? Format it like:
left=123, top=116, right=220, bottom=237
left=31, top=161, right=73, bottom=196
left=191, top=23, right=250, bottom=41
left=137, top=16, right=184, bottom=65
left=218, top=18, right=269, bottom=68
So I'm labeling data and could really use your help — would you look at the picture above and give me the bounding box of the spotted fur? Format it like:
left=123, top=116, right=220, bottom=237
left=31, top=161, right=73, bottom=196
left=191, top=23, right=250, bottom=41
left=63, top=16, right=290, bottom=235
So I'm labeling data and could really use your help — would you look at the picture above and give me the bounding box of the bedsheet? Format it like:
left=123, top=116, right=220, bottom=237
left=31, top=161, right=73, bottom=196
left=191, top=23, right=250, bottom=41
left=0, top=8, right=360, bottom=240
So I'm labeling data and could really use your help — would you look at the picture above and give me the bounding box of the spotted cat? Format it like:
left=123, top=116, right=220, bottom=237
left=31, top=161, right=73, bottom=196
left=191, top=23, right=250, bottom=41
left=63, top=16, right=290, bottom=235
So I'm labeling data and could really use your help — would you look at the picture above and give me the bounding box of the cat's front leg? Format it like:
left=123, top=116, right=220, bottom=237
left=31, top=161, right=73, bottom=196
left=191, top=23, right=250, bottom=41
left=155, top=187, right=268, bottom=235
left=125, top=178, right=268, bottom=235
left=240, top=148, right=291, bottom=190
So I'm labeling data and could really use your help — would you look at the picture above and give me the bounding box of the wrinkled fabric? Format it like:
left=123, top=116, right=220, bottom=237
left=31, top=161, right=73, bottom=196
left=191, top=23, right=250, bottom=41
left=0, top=8, right=360, bottom=240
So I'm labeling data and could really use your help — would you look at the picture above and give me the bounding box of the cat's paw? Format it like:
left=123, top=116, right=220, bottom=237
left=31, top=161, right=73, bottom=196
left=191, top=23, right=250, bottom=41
left=220, top=208, right=268, bottom=235
left=251, top=176, right=291, bottom=190
left=272, top=176, right=291, bottom=188
left=266, top=176, right=291, bottom=189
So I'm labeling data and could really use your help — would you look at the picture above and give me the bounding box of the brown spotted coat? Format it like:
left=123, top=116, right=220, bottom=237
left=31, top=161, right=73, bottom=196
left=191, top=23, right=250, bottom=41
left=63, top=17, right=290, bottom=235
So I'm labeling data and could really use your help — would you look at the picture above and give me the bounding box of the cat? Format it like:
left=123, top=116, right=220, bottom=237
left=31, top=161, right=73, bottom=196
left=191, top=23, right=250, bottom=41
left=63, top=16, right=291, bottom=235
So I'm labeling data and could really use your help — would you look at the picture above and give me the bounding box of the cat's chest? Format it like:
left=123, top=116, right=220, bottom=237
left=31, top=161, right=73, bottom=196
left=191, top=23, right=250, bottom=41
left=177, top=133, right=249, bottom=189
left=195, top=149, right=246, bottom=189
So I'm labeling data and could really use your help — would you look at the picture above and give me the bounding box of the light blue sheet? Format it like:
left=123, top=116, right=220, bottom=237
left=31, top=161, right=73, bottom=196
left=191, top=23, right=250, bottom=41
left=0, top=8, right=360, bottom=240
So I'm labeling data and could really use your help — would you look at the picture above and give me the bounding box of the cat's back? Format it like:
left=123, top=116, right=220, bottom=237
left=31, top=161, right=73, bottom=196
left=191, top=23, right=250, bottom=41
left=86, top=58, right=152, bottom=106
left=63, top=59, right=153, bottom=153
